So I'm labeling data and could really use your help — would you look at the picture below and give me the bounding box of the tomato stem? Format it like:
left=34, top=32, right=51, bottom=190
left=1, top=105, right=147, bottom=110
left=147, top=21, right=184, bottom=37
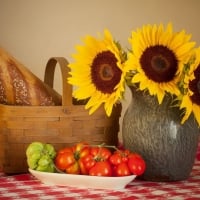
left=82, top=143, right=120, bottom=162
left=83, top=143, right=119, bottom=151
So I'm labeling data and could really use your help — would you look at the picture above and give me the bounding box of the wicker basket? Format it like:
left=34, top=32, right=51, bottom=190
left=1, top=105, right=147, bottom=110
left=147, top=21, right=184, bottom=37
left=0, top=57, right=122, bottom=174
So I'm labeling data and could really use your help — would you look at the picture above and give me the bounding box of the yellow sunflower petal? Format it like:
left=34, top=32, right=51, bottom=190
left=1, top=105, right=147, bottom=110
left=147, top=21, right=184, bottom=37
left=156, top=91, right=165, bottom=104
left=88, top=102, right=103, bottom=115
left=73, top=84, right=95, bottom=99
left=180, top=95, right=193, bottom=123
left=104, top=97, right=116, bottom=116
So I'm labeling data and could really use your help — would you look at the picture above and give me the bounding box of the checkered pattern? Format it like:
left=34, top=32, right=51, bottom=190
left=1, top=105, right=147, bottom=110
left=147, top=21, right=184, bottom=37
left=0, top=147, right=200, bottom=200
left=1, top=161, right=200, bottom=200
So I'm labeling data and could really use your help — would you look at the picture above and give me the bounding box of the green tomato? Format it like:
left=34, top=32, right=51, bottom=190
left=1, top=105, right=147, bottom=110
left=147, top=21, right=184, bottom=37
left=37, top=155, right=55, bottom=172
left=26, top=142, right=44, bottom=157
left=44, top=144, right=56, bottom=158
left=26, top=142, right=56, bottom=172
left=46, top=163, right=55, bottom=173
left=27, top=151, right=42, bottom=169
left=27, top=157, right=38, bottom=169
left=36, top=163, right=55, bottom=172
left=38, top=155, right=51, bottom=166
left=26, top=143, right=43, bottom=170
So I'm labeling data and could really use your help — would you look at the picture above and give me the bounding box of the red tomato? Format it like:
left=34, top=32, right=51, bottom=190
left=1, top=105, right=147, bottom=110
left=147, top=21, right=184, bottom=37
left=121, top=150, right=131, bottom=163
left=57, top=147, right=72, bottom=154
left=89, top=161, right=112, bottom=177
left=109, top=153, right=122, bottom=165
left=79, top=154, right=96, bottom=175
left=90, top=147, right=112, bottom=161
left=54, top=142, right=90, bottom=174
left=113, top=162, right=131, bottom=176
left=54, top=151, right=75, bottom=170
left=78, top=146, right=112, bottom=176
left=72, top=142, right=90, bottom=160
left=65, top=161, right=80, bottom=174
left=110, top=150, right=130, bottom=164
left=79, top=146, right=112, bottom=175
left=128, top=154, right=146, bottom=176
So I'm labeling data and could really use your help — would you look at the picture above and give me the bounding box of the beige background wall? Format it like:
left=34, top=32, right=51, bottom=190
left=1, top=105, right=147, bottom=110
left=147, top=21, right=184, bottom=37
left=0, top=0, right=200, bottom=140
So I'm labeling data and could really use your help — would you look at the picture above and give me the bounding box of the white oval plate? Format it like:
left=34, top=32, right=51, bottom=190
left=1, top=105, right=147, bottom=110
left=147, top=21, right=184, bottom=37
left=29, top=168, right=136, bottom=189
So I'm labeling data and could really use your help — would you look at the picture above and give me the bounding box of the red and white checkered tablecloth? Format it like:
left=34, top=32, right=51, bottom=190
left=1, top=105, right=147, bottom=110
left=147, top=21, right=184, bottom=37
left=0, top=146, right=200, bottom=200
left=0, top=161, right=200, bottom=200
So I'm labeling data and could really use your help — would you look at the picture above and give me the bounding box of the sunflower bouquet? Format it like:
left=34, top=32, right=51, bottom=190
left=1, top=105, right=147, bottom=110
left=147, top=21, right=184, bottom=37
left=68, top=23, right=200, bottom=126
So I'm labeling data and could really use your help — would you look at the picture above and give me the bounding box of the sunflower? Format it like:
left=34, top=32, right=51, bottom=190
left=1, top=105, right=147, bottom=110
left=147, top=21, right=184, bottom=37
left=125, top=23, right=196, bottom=104
left=180, top=48, right=200, bottom=126
left=68, top=30, right=129, bottom=116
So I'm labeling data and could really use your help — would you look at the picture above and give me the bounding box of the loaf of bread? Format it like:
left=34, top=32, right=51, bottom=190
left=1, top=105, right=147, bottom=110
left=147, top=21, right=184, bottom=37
left=0, top=47, right=62, bottom=106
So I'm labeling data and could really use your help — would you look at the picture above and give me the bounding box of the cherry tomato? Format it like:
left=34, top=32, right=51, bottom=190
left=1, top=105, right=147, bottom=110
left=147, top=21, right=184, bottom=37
left=109, top=152, right=122, bottom=165
left=90, top=147, right=112, bottom=161
left=128, top=154, right=146, bottom=176
left=121, top=150, right=131, bottom=163
left=89, top=161, right=112, bottom=177
left=79, top=154, right=96, bottom=175
left=79, top=146, right=112, bottom=175
left=110, top=150, right=130, bottom=165
left=113, top=162, right=131, bottom=176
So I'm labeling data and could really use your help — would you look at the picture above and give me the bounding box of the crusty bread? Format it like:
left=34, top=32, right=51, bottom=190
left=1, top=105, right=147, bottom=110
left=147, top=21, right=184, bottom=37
left=0, top=47, right=62, bottom=106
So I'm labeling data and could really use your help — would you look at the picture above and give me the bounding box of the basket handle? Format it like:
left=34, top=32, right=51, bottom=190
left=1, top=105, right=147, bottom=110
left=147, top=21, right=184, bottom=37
left=44, top=57, right=72, bottom=106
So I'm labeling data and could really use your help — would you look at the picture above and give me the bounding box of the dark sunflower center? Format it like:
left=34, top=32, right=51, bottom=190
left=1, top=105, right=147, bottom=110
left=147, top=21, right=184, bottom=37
left=197, top=81, right=200, bottom=91
left=91, top=50, right=122, bottom=94
left=151, top=55, right=169, bottom=71
left=189, top=64, right=200, bottom=105
left=140, top=45, right=178, bottom=82
left=100, top=64, right=114, bottom=80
